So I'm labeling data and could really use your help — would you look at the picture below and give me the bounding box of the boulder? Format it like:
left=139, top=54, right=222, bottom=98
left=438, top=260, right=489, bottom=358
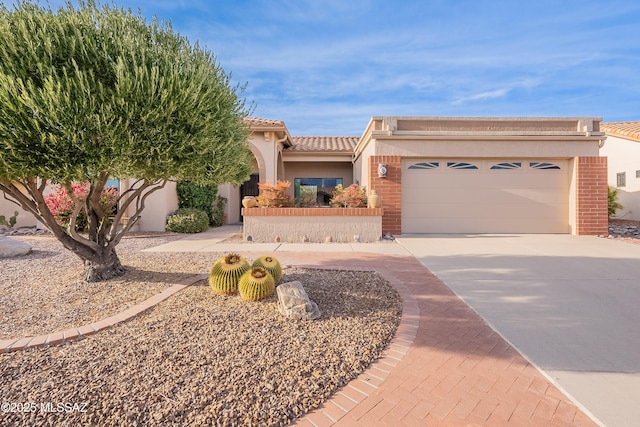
left=0, top=235, right=32, bottom=258
left=276, top=281, right=321, bottom=321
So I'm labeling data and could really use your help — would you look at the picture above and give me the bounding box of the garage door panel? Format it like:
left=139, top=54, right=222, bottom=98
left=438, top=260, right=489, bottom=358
left=404, top=201, right=566, bottom=220
left=410, top=218, right=567, bottom=234
left=402, top=159, right=570, bottom=234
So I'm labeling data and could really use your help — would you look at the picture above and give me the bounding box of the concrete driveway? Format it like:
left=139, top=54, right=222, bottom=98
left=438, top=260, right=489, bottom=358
left=395, top=234, right=640, bottom=427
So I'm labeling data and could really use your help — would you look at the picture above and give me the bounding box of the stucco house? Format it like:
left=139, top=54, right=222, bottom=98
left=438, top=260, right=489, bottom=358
left=600, top=121, right=640, bottom=221
left=1, top=116, right=609, bottom=236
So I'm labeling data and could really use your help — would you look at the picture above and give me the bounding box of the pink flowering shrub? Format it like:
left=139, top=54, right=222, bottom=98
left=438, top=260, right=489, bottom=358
left=329, top=183, right=367, bottom=208
left=44, top=182, right=119, bottom=231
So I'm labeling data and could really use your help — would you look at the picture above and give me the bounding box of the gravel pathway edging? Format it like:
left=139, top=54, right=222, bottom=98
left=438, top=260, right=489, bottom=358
left=0, top=273, right=208, bottom=353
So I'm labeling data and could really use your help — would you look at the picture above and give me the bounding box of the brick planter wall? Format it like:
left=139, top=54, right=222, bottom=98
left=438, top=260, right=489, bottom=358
left=369, top=156, right=402, bottom=235
left=576, top=156, right=608, bottom=235
left=242, top=208, right=383, bottom=242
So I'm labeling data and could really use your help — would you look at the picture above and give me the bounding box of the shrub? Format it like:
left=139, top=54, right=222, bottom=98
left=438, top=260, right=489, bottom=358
left=43, top=183, right=118, bottom=231
left=330, top=183, right=367, bottom=208
left=166, top=208, right=209, bottom=233
left=176, top=181, right=219, bottom=226
left=608, top=186, right=623, bottom=218
left=256, top=180, right=292, bottom=207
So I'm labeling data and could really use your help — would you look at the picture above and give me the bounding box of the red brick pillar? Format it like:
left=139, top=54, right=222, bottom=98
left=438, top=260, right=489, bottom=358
left=576, top=156, right=608, bottom=235
left=369, top=155, right=402, bottom=235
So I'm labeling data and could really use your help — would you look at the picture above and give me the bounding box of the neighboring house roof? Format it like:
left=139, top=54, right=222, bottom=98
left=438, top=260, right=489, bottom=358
left=288, top=136, right=359, bottom=153
left=602, top=121, right=640, bottom=142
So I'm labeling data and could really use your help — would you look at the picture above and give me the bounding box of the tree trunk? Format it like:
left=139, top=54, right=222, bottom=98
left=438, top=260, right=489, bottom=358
left=82, top=248, right=125, bottom=282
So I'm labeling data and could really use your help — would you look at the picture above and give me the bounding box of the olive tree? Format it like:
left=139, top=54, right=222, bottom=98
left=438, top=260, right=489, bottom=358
left=0, top=1, right=253, bottom=281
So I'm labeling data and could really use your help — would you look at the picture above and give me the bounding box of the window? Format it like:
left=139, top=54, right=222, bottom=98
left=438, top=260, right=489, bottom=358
left=294, top=178, right=342, bottom=207
left=617, top=172, right=626, bottom=187
left=490, top=162, right=521, bottom=170
left=408, top=161, right=439, bottom=170
left=636, top=170, right=640, bottom=178
left=447, top=162, right=478, bottom=170
left=530, top=162, right=561, bottom=170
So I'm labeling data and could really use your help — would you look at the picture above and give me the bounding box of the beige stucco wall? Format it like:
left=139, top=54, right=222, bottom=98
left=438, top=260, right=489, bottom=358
left=123, top=180, right=178, bottom=232
left=600, top=135, right=640, bottom=220
left=369, top=138, right=600, bottom=158
left=248, top=131, right=285, bottom=185
left=243, top=215, right=381, bottom=243
left=0, top=194, right=37, bottom=228
left=218, top=183, right=240, bottom=224
left=354, top=118, right=604, bottom=182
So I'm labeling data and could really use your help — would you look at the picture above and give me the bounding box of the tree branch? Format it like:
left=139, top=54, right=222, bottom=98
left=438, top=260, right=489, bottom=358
left=108, top=179, right=167, bottom=247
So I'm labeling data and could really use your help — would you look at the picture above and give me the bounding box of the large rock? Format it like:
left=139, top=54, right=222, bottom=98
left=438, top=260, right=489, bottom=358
left=276, top=281, right=321, bottom=321
left=0, top=235, right=32, bottom=258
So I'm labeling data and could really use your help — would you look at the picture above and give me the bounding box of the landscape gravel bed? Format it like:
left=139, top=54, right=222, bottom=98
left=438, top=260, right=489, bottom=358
left=1, top=233, right=190, bottom=339
left=0, top=234, right=402, bottom=426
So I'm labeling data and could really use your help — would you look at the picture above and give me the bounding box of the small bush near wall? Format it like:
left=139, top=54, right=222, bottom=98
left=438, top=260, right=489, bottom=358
left=256, top=180, right=292, bottom=207
left=176, top=181, right=218, bottom=226
left=608, top=186, right=623, bottom=218
left=166, top=208, right=209, bottom=233
left=329, top=184, right=367, bottom=208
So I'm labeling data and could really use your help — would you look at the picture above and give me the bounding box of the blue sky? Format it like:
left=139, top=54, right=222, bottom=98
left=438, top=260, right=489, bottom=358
left=6, top=0, right=640, bottom=135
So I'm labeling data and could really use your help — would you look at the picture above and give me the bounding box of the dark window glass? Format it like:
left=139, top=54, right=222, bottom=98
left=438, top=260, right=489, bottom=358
left=294, top=178, right=343, bottom=207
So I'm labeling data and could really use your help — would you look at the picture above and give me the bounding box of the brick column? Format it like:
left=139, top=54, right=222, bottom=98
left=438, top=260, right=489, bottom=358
left=369, top=155, right=402, bottom=235
left=576, top=156, right=608, bottom=235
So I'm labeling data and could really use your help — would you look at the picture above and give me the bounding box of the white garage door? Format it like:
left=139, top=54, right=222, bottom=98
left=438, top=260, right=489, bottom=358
left=402, top=159, right=570, bottom=234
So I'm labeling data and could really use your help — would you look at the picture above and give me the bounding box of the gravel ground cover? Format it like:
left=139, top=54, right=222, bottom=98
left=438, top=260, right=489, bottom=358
left=1, top=233, right=188, bottom=339
left=607, top=219, right=640, bottom=243
left=0, top=234, right=402, bottom=426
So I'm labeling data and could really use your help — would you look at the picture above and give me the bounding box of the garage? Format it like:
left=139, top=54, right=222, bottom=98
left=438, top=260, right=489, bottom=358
left=401, top=158, right=571, bottom=234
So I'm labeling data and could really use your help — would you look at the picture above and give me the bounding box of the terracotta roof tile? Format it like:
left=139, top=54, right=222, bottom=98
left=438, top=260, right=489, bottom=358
left=244, top=117, right=286, bottom=128
left=602, top=121, right=640, bottom=142
left=289, top=136, right=359, bottom=152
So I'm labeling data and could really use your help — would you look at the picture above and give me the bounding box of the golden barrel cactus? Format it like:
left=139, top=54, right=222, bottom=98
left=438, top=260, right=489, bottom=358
left=238, top=267, right=275, bottom=301
left=209, top=253, right=250, bottom=295
left=251, top=255, right=282, bottom=284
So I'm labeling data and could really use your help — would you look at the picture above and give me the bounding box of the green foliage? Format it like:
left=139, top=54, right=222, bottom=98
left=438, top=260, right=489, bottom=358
left=209, top=253, right=250, bottom=295
left=0, top=0, right=253, bottom=185
left=608, top=186, right=623, bottom=218
left=0, top=210, right=18, bottom=227
left=165, top=208, right=209, bottom=233
left=176, top=181, right=217, bottom=225
left=0, top=1, right=252, bottom=279
left=238, top=267, right=275, bottom=301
